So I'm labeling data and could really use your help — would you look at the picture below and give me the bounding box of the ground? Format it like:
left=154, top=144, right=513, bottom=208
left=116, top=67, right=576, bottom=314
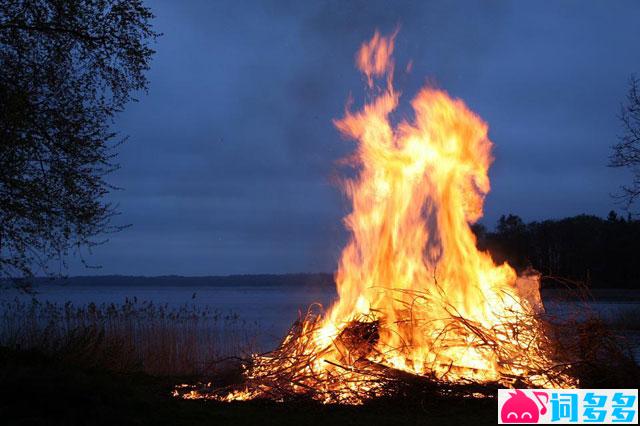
left=0, top=347, right=496, bottom=426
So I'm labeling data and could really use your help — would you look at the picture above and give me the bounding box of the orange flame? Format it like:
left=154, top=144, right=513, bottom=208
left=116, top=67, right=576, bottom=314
left=179, top=30, right=573, bottom=404
left=316, top=30, right=548, bottom=382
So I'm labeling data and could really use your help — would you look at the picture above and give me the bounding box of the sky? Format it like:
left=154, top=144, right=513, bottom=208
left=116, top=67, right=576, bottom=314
left=70, top=0, right=640, bottom=276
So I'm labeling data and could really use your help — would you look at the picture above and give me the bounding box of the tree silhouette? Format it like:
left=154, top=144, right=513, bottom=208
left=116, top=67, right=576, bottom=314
left=476, top=213, right=640, bottom=289
left=611, top=75, right=640, bottom=212
left=0, top=0, right=159, bottom=281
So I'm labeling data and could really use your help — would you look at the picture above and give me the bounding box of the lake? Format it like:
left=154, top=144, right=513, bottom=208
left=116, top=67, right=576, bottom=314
left=1, top=281, right=638, bottom=359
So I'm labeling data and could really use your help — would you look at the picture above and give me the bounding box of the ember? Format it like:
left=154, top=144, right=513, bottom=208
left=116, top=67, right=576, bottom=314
left=175, top=30, right=576, bottom=404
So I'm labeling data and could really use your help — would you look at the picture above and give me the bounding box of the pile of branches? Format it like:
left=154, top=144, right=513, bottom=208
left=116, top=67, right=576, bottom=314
left=175, top=315, right=499, bottom=404
left=174, top=281, right=640, bottom=404
left=173, top=300, right=592, bottom=404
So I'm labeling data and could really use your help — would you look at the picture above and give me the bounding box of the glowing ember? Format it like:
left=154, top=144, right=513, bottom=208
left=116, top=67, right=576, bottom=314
left=177, top=30, right=575, bottom=404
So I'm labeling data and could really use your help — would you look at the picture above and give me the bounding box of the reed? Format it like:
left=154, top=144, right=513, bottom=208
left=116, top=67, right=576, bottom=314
left=0, top=297, right=260, bottom=376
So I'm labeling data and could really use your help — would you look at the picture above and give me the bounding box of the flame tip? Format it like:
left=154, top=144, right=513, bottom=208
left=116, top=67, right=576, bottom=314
left=203, top=29, right=573, bottom=404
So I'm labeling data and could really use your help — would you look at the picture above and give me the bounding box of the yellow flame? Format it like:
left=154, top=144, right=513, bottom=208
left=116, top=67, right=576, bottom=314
left=315, top=30, right=542, bottom=382
left=178, top=30, right=574, bottom=404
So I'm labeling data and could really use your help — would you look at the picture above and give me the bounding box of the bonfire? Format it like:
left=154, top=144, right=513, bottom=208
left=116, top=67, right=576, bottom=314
left=176, top=30, right=576, bottom=404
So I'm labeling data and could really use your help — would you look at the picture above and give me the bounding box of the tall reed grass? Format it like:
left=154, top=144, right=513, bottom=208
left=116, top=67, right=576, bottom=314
left=0, top=297, right=260, bottom=376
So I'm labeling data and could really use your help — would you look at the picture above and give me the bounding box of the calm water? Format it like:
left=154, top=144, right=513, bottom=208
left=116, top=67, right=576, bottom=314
left=1, top=283, right=638, bottom=357
left=0, top=284, right=337, bottom=350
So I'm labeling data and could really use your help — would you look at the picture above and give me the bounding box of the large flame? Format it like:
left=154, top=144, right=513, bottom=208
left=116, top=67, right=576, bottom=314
left=318, top=29, right=552, bottom=380
left=179, top=31, right=573, bottom=404
left=317, top=31, right=544, bottom=382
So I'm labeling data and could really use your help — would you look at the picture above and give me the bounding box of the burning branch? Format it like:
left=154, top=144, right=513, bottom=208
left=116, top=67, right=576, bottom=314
left=174, top=30, right=596, bottom=404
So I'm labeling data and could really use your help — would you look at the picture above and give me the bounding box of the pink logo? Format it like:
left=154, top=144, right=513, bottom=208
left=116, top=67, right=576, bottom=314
left=500, top=389, right=549, bottom=423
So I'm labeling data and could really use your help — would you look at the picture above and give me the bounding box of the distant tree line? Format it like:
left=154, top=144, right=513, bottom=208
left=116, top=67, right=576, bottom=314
left=473, top=212, right=640, bottom=289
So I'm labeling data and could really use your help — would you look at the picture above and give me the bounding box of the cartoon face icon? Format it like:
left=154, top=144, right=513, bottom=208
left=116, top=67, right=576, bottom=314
left=501, top=390, right=548, bottom=423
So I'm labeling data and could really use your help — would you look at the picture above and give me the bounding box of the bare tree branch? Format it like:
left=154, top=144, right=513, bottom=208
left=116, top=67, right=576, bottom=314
left=610, top=75, right=640, bottom=212
left=0, top=0, right=159, bottom=283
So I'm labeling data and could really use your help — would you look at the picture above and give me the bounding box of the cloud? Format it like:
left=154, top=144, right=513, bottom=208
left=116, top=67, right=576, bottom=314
left=70, top=0, right=640, bottom=275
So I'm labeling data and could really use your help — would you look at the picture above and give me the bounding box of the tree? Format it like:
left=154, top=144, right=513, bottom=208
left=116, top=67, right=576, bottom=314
left=493, top=214, right=529, bottom=269
left=482, top=214, right=640, bottom=289
left=0, top=0, right=159, bottom=280
left=610, top=75, right=640, bottom=212
left=496, top=214, right=526, bottom=236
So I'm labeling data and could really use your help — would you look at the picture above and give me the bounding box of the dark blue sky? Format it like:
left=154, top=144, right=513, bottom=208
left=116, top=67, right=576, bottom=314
left=70, top=0, right=640, bottom=276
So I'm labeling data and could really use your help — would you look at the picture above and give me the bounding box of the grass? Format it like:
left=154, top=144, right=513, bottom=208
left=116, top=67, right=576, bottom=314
left=0, top=296, right=498, bottom=425
left=0, top=290, right=638, bottom=425
left=0, top=297, right=260, bottom=376
left=0, top=346, right=497, bottom=426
